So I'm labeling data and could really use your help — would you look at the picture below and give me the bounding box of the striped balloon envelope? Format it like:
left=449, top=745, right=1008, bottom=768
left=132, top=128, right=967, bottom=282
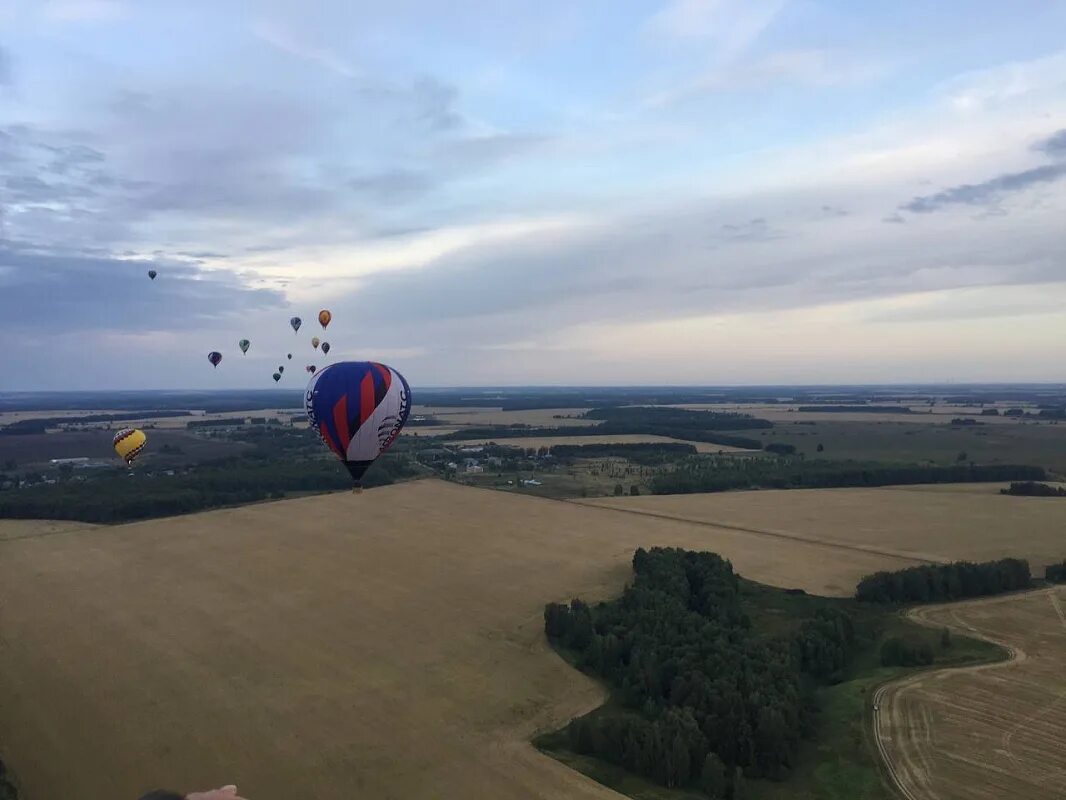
left=304, top=361, right=411, bottom=486
left=113, top=428, right=147, bottom=466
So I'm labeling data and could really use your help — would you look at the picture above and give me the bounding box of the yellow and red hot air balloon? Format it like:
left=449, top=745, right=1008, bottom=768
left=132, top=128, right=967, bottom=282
left=318, top=309, right=332, bottom=329
left=113, top=428, right=147, bottom=466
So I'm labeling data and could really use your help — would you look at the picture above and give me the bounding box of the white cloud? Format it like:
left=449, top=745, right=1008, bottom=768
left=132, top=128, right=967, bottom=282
left=648, top=0, right=786, bottom=57
left=251, top=20, right=360, bottom=78
left=42, top=0, right=125, bottom=22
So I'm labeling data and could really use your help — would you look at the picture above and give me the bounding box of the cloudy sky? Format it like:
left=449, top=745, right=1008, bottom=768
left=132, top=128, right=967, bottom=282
left=2, top=0, right=1066, bottom=390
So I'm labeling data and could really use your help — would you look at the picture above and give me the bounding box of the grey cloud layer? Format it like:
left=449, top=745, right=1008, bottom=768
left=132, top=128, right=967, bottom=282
left=0, top=243, right=285, bottom=333
left=901, top=129, right=1066, bottom=213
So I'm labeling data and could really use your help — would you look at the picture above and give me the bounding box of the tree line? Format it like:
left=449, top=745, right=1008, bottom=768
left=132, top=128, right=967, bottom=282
left=650, top=460, right=1046, bottom=495
left=1001, top=481, right=1066, bottom=497
left=550, top=442, right=697, bottom=463
left=543, top=547, right=858, bottom=797
left=1046, top=561, right=1066, bottom=583
left=0, top=452, right=420, bottom=523
left=855, top=558, right=1031, bottom=604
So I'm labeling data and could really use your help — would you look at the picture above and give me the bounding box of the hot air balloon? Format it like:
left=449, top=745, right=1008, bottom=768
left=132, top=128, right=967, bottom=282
left=290, top=317, right=302, bottom=334
left=287, top=353, right=292, bottom=360
left=306, top=364, right=317, bottom=374
left=148, top=270, right=157, bottom=281
left=273, top=372, right=281, bottom=383
left=208, top=351, right=222, bottom=368
left=318, top=309, right=332, bottom=329
left=278, top=365, right=285, bottom=374
left=321, top=341, right=331, bottom=355
left=311, top=336, right=320, bottom=350
left=304, top=361, right=412, bottom=487
left=113, top=428, right=147, bottom=466
left=239, top=339, right=250, bottom=355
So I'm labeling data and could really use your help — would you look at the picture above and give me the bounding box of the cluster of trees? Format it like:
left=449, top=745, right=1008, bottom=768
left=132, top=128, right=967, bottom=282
left=950, top=418, right=983, bottom=426
left=650, top=460, right=1046, bottom=495
left=763, top=443, right=796, bottom=456
left=879, top=636, right=933, bottom=667
left=544, top=548, right=858, bottom=796
left=1045, top=561, right=1066, bottom=583
left=856, top=558, right=1031, bottom=604
left=0, top=758, right=16, bottom=800
left=1001, top=481, right=1066, bottom=497
left=551, top=442, right=697, bottom=463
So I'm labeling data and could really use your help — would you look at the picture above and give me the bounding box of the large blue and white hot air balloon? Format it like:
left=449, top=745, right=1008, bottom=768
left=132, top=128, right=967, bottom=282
left=304, top=361, right=411, bottom=486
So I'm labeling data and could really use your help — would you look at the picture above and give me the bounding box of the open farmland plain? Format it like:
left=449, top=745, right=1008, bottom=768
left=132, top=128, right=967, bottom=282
left=412, top=406, right=596, bottom=427
left=0, top=480, right=921, bottom=800
left=876, top=587, right=1066, bottom=800
left=582, top=484, right=1066, bottom=568
left=449, top=433, right=755, bottom=453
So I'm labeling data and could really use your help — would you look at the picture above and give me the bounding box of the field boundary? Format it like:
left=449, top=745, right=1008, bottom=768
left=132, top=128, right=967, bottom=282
left=570, top=499, right=939, bottom=566
left=871, top=590, right=1052, bottom=800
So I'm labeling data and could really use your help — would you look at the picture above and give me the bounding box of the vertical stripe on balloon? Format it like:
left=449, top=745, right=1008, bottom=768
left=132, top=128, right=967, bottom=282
left=318, top=422, right=342, bottom=457
left=359, top=372, right=375, bottom=426
left=332, top=394, right=350, bottom=449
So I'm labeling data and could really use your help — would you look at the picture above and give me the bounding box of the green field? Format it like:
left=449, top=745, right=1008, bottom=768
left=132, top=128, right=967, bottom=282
left=757, top=420, right=1066, bottom=474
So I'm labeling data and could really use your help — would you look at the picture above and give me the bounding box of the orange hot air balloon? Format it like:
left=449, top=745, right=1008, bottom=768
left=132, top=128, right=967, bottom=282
left=318, top=309, right=332, bottom=329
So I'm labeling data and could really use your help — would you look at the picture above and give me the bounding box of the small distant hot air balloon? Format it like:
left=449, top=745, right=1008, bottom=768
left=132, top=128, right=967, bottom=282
left=113, top=428, right=147, bottom=466
left=239, top=339, right=250, bottom=355
left=306, top=365, right=317, bottom=375
left=318, top=309, right=332, bottom=329
left=290, top=317, right=302, bottom=334
left=278, top=365, right=285, bottom=374
left=287, top=353, right=292, bottom=360
left=305, top=361, right=412, bottom=487
left=273, top=372, right=281, bottom=383
left=321, top=341, right=331, bottom=356
left=148, top=270, right=157, bottom=281
left=311, top=337, right=320, bottom=350
left=208, top=351, right=222, bottom=368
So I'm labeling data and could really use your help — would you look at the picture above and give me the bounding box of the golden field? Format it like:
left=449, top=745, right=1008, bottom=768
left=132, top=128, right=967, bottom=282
left=582, top=484, right=1066, bottom=568
left=0, top=480, right=917, bottom=800
left=449, top=433, right=754, bottom=453
left=876, top=587, right=1066, bottom=800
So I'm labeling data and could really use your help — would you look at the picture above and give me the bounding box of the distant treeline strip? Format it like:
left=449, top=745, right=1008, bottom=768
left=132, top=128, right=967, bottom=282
left=1046, top=562, right=1066, bottom=583
left=650, top=461, right=1045, bottom=495
left=0, top=411, right=192, bottom=435
left=856, top=558, right=1032, bottom=603
left=550, top=442, right=697, bottom=458
left=795, top=405, right=914, bottom=413
left=0, top=756, right=17, bottom=800
left=0, top=454, right=419, bottom=523
left=1001, top=481, right=1066, bottom=497
left=441, top=406, right=770, bottom=450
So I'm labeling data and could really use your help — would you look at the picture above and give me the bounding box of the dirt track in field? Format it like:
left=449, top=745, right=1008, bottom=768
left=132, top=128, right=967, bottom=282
left=585, top=485, right=1066, bottom=568
left=874, top=587, right=1066, bottom=800
left=0, top=480, right=916, bottom=800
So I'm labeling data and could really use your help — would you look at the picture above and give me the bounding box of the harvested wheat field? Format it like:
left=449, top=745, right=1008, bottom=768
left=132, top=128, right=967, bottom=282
left=875, top=587, right=1066, bottom=800
left=0, top=480, right=916, bottom=800
left=0, top=519, right=97, bottom=541
left=412, top=406, right=596, bottom=427
left=450, top=433, right=755, bottom=453
left=583, top=484, right=1066, bottom=567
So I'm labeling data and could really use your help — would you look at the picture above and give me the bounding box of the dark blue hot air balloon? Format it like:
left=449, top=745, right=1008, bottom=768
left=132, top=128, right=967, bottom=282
left=304, top=361, right=411, bottom=486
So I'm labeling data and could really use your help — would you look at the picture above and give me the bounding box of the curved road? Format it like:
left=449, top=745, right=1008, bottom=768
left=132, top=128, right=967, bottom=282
left=871, top=589, right=1061, bottom=800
